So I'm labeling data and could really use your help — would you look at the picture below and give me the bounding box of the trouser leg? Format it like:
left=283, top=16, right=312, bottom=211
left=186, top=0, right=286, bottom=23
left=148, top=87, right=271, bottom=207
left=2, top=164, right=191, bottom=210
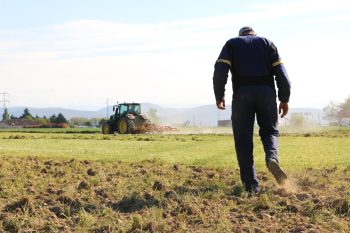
left=255, top=87, right=279, bottom=164
left=232, top=91, right=258, bottom=188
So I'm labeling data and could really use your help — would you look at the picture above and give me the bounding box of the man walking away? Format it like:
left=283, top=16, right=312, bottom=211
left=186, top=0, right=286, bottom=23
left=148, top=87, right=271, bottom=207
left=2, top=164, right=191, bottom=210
left=213, top=26, right=291, bottom=194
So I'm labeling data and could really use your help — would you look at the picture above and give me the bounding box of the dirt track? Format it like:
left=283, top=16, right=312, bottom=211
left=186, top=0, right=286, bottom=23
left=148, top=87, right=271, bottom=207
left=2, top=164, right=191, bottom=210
left=0, top=156, right=349, bottom=232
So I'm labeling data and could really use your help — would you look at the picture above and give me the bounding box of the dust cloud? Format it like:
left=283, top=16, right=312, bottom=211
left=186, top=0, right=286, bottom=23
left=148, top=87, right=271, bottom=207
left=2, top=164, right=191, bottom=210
left=281, top=177, right=299, bottom=194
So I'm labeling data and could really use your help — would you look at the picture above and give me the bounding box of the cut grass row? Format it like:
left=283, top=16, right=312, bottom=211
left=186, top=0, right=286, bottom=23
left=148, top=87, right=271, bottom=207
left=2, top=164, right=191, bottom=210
left=0, top=125, right=348, bottom=135
left=0, top=127, right=100, bottom=134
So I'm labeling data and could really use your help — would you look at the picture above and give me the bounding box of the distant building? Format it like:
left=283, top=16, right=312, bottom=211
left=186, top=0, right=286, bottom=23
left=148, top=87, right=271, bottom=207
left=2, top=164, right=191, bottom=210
left=0, top=122, right=8, bottom=128
left=218, top=120, right=232, bottom=127
left=340, top=118, right=350, bottom=127
left=0, top=119, right=41, bottom=128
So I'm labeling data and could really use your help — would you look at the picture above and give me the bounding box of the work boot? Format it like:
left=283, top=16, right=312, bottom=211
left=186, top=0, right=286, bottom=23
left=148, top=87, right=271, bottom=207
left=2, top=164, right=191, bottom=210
left=245, top=184, right=260, bottom=195
left=267, top=160, right=287, bottom=185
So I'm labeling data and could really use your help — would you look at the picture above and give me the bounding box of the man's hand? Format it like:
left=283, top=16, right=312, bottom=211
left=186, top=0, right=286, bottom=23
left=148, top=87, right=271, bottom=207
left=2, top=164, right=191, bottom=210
left=279, top=102, right=289, bottom=118
left=216, top=99, right=225, bottom=110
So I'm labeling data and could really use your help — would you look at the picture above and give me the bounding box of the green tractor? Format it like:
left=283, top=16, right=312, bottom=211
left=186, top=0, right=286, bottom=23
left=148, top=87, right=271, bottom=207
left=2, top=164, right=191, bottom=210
left=102, top=103, right=151, bottom=134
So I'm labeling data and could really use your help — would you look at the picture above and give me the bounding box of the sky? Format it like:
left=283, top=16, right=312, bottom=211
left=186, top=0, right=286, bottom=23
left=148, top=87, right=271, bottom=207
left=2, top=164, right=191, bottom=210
left=0, top=0, right=350, bottom=110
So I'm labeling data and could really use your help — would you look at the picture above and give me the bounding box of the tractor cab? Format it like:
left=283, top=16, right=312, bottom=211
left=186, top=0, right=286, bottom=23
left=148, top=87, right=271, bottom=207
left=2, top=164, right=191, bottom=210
left=113, top=103, right=141, bottom=118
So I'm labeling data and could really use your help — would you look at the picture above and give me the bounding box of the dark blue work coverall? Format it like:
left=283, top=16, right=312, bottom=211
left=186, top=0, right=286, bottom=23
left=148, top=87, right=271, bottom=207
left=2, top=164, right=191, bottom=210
left=213, top=35, right=291, bottom=190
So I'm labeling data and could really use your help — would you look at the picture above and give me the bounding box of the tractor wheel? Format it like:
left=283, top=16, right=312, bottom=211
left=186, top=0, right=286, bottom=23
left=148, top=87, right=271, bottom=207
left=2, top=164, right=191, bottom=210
left=102, top=122, right=113, bottom=134
left=135, top=115, right=151, bottom=127
left=117, top=117, right=136, bottom=134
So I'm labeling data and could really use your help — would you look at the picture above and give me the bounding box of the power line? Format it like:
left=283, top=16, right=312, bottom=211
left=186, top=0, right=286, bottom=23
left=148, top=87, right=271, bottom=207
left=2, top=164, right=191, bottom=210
left=0, top=92, right=9, bottom=113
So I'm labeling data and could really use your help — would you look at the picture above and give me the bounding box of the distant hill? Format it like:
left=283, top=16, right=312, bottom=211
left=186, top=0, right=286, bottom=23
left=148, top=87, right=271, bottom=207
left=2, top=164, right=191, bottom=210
left=0, top=105, right=325, bottom=126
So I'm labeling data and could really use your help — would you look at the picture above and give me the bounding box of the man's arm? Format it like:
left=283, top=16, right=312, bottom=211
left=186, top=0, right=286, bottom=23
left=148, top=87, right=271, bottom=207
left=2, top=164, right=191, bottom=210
left=213, top=42, right=232, bottom=109
left=273, top=64, right=291, bottom=118
left=273, top=64, right=291, bottom=103
left=269, top=41, right=291, bottom=117
left=213, top=62, right=230, bottom=109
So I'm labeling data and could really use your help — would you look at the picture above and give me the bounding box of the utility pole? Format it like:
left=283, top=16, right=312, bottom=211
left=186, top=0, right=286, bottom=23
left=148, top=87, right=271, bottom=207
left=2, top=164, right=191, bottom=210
left=192, top=113, right=195, bottom=127
left=0, top=92, right=9, bottom=113
left=106, top=98, right=109, bottom=119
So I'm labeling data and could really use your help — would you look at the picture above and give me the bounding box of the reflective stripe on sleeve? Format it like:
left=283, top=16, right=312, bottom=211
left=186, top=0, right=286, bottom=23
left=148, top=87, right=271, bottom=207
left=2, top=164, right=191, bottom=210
left=272, top=60, right=283, bottom=67
left=216, top=59, right=232, bottom=66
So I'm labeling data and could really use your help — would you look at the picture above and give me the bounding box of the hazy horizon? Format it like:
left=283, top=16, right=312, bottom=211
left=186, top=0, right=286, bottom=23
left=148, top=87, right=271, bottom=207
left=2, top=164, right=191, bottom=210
left=3, top=102, right=327, bottom=112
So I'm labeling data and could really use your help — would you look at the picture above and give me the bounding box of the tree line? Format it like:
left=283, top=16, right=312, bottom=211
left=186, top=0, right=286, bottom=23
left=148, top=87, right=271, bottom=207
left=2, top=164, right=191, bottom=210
left=1, top=108, right=107, bottom=127
left=323, top=96, right=350, bottom=124
left=2, top=108, right=68, bottom=124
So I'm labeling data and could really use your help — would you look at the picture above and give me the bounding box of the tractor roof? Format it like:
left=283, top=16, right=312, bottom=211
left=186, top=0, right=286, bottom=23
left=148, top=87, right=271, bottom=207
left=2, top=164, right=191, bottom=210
left=120, top=102, right=140, bottom=105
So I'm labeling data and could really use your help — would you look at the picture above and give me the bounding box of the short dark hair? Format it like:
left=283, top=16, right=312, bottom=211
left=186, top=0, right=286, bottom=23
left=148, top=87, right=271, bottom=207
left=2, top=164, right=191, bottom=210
left=239, top=26, right=256, bottom=36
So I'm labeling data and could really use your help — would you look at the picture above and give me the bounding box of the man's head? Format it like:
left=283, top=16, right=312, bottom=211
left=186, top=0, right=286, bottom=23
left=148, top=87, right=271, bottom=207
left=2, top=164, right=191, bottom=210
left=238, top=26, right=256, bottom=36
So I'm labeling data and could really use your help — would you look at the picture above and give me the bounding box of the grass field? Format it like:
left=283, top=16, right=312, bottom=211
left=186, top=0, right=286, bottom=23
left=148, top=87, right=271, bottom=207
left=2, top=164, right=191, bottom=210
left=0, top=130, right=349, bottom=169
left=0, top=128, right=349, bottom=232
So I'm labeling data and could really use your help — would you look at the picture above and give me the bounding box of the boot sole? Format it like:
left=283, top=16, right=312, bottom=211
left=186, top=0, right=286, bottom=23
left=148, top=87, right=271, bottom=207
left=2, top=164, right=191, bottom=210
left=267, top=160, right=287, bottom=185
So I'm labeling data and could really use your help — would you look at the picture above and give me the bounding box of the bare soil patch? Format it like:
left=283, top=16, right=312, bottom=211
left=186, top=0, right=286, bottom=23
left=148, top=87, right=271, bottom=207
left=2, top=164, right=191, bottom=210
left=0, top=156, right=349, bottom=232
